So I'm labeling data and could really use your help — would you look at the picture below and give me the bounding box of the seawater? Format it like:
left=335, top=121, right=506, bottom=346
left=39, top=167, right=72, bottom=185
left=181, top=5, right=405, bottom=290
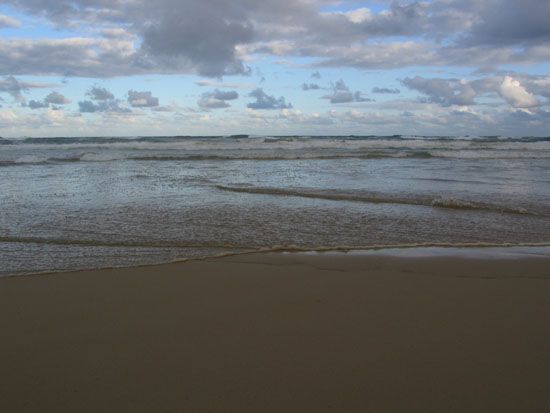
left=1, top=135, right=549, bottom=276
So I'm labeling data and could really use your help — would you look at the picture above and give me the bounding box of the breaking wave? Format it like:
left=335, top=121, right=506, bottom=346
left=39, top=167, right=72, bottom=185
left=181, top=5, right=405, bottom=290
left=215, top=185, right=539, bottom=216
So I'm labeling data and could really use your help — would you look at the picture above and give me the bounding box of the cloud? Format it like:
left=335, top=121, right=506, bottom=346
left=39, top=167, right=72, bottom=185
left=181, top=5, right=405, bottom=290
left=323, top=80, right=372, bottom=104
left=44, top=91, right=70, bottom=105
left=78, top=100, right=130, bottom=113
left=26, top=91, right=70, bottom=109
left=79, top=86, right=129, bottom=113
left=402, top=76, right=477, bottom=106
left=127, top=90, right=159, bottom=107
left=195, top=79, right=255, bottom=89
left=301, top=83, right=320, bottom=91
left=27, top=99, right=49, bottom=109
left=0, top=14, right=21, bottom=28
left=1, top=0, right=549, bottom=77
left=198, top=89, right=239, bottom=109
left=210, top=89, right=238, bottom=101
left=372, top=87, right=400, bottom=94
left=247, top=88, right=292, bottom=110
left=402, top=74, right=547, bottom=109
left=0, top=37, right=140, bottom=77
left=87, top=86, right=115, bottom=101
left=0, top=76, right=50, bottom=102
left=140, top=2, right=254, bottom=77
left=499, top=76, right=539, bottom=108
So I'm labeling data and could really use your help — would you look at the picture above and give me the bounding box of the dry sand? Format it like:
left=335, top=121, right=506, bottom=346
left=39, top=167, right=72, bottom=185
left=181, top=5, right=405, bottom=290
left=1, top=252, right=549, bottom=412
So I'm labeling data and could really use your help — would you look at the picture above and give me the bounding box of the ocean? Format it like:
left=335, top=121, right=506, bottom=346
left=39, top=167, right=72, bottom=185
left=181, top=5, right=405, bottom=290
left=1, top=135, right=549, bottom=276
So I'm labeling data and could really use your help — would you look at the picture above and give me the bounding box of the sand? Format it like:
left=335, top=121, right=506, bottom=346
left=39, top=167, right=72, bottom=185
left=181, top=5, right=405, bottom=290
left=1, top=252, right=549, bottom=412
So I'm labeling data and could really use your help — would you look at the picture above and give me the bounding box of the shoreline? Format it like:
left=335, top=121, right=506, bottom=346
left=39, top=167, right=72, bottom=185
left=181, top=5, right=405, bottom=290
left=1, top=252, right=549, bottom=412
left=3, top=243, right=550, bottom=279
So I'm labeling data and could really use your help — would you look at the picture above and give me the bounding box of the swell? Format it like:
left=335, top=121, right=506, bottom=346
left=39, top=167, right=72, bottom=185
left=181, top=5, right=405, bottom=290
left=0, top=236, right=252, bottom=249
left=216, top=185, right=540, bottom=216
left=3, top=148, right=550, bottom=167
left=0, top=152, right=437, bottom=166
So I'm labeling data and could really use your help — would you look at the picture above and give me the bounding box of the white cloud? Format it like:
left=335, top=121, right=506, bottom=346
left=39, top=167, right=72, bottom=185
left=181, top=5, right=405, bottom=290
left=499, top=76, right=539, bottom=108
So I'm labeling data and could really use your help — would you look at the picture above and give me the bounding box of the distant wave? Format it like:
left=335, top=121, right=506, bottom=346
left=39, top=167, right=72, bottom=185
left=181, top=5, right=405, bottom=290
left=215, top=185, right=540, bottom=216
left=2, top=135, right=550, bottom=145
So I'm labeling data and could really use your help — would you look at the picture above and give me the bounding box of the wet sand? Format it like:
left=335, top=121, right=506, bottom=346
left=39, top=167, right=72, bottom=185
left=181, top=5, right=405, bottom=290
left=1, top=252, right=549, bottom=412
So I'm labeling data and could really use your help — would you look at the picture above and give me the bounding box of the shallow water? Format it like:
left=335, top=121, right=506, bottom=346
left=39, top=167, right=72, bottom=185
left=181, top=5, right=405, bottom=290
left=1, top=135, right=549, bottom=276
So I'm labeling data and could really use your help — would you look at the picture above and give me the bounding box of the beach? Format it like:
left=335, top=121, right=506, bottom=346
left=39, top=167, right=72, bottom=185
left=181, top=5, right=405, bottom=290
left=1, top=251, right=549, bottom=412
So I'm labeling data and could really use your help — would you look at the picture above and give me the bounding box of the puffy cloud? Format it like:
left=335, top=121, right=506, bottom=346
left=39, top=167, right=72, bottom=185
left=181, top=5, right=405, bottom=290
left=87, top=86, right=115, bottom=101
left=323, top=80, right=372, bottom=104
left=79, top=86, right=129, bottom=113
left=247, top=88, right=292, bottom=110
left=127, top=90, right=159, bottom=107
left=198, top=89, right=239, bottom=109
left=499, top=76, right=539, bottom=108
left=26, top=91, right=70, bottom=109
left=27, top=99, right=49, bottom=109
left=44, top=91, right=70, bottom=105
left=402, top=74, right=547, bottom=109
left=402, top=77, right=477, bottom=106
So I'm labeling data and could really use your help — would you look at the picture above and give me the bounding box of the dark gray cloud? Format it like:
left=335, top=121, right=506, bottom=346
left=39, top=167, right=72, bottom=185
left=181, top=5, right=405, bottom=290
left=247, top=88, right=292, bottom=110
left=26, top=91, right=70, bottom=109
left=44, top=91, right=70, bottom=105
left=140, top=1, right=254, bottom=77
left=87, top=86, right=115, bottom=101
left=301, top=83, right=320, bottom=91
left=27, top=99, right=49, bottom=109
left=127, top=90, right=159, bottom=107
left=0, top=75, right=49, bottom=102
left=372, top=87, right=400, bottom=94
left=451, top=0, right=550, bottom=47
left=78, top=100, right=130, bottom=113
left=323, top=80, right=372, bottom=104
left=211, top=89, right=238, bottom=101
left=402, top=77, right=477, bottom=106
left=79, top=85, right=130, bottom=112
left=0, top=0, right=549, bottom=77
left=198, top=89, right=239, bottom=109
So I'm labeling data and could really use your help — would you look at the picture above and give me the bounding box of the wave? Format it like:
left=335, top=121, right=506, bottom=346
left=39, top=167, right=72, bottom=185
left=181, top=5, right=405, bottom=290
left=1, top=234, right=549, bottom=252
left=0, top=236, right=254, bottom=249
left=5, top=148, right=550, bottom=167
left=3, top=135, right=550, bottom=145
left=0, top=151, right=440, bottom=166
left=215, top=185, right=539, bottom=216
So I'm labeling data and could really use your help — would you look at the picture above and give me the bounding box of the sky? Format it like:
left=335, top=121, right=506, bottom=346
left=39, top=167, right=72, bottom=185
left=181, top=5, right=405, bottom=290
left=0, top=0, right=549, bottom=137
